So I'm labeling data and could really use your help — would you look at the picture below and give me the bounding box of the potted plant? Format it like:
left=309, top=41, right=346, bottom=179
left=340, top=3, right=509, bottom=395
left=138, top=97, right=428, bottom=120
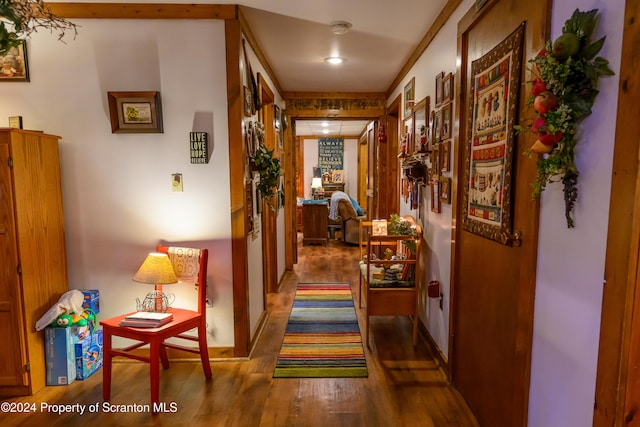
left=0, top=0, right=78, bottom=55
left=388, top=213, right=418, bottom=253
left=251, top=144, right=283, bottom=210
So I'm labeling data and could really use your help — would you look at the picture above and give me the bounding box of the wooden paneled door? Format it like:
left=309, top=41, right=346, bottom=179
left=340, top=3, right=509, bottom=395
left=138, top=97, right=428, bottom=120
left=450, top=1, right=549, bottom=426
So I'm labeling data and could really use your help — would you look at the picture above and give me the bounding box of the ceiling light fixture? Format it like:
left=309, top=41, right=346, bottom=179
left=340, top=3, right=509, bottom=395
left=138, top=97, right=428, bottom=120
left=325, top=57, right=345, bottom=65
left=330, top=21, right=352, bottom=35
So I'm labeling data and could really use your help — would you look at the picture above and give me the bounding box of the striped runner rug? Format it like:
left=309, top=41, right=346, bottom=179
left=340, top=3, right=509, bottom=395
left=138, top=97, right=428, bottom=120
left=273, top=282, right=368, bottom=378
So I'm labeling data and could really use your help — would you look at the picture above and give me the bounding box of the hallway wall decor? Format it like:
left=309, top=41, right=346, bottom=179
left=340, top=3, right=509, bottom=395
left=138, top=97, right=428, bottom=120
left=461, top=23, right=525, bottom=245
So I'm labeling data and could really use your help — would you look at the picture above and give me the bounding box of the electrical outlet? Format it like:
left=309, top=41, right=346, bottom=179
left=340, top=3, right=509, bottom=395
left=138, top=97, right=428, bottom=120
left=171, top=173, right=183, bottom=192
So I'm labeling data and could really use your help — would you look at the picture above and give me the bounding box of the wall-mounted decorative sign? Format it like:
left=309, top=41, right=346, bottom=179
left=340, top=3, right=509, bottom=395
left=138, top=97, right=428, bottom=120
left=107, top=91, right=163, bottom=133
left=318, top=137, right=343, bottom=174
left=190, top=132, right=208, bottom=164
left=8, top=116, right=23, bottom=129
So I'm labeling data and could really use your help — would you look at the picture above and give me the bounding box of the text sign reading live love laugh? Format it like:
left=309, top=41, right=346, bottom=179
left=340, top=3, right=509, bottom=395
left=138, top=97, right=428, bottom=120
left=318, top=137, right=343, bottom=174
left=190, top=132, right=208, bottom=164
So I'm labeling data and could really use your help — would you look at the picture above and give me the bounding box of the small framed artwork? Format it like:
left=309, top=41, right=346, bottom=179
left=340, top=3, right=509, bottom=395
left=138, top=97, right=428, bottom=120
left=243, top=85, right=253, bottom=117
left=274, top=105, right=281, bottom=130
left=403, top=77, right=415, bottom=119
left=331, top=169, right=344, bottom=183
left=431, top=181, right=441, bottom=213
left=0, top=41, right=29, bottom=82
left=441, top=103, right=452, bottom=140
left=440, top=176, right=452, bottom=204
left=432, top=142, right=441, bottom=178
left=433, top=109, right=442, bottom=144
left=412, top=97, right=430, bottom=153
left=443, top=72, right=454, bottom=104
left=441, top=140, right=451, bottom=172
left=107, top=91, right=163, bottom=133
left=435, top=72, right=444, bottom=107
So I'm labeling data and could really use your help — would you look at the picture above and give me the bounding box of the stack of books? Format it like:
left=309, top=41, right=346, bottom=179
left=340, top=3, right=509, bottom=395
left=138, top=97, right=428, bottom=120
left=119, top=311, right=173, bottom=328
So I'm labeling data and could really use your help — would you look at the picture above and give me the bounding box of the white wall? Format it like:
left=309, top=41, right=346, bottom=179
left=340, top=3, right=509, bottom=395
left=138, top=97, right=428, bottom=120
left=0, top=20, right=236, bottom=347
left=388, top=1, right=624, bottom=426
left=527, top=1, right=623, bottom=426
left=302, top=137, right=359, bottom=200
left=241, top=38, right=286, bottom=338
left=390, top=0, right=474, bottom=360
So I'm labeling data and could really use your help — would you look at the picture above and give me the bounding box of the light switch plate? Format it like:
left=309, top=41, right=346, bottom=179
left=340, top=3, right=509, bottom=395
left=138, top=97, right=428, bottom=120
left=171, top=173, right=183, bottom=192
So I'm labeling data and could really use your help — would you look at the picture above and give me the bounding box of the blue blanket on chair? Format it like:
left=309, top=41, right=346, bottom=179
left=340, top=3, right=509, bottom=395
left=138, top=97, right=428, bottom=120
left=329, top=191, right=350, bottom=221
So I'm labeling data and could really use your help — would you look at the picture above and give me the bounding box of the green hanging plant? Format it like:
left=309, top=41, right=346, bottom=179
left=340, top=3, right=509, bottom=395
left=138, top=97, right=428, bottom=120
left=515, top=9, right=614, bottom=228
left=388, top=213, right=417, bottom=253
left=0, top=0, right=79, bottom=55
left=251, top=144, right=283, bottom=210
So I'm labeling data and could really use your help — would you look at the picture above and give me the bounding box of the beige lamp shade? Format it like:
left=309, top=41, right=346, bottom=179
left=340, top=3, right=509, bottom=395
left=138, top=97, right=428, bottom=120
left=133, top=252, right=178, bottom=284
left=311, top=177, right=323, bottom=189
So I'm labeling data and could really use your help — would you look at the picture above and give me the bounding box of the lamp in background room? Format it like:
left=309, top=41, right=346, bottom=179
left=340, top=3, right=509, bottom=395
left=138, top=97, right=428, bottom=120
left=133, top=252, right=178, bottom=312
left=311, top=177, right=324, bottom=199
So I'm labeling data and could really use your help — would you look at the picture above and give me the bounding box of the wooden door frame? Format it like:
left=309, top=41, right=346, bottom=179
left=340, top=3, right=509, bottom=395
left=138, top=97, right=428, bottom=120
left=258, top=74, right=278, bottom=296
left=594, top=0, right=640, bottom=424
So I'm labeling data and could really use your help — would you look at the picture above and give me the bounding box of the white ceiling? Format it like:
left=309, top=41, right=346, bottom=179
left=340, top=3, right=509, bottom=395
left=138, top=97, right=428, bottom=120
left=238, top=0, right=448, bottom=136
left=294, top=119, right=371, bottom=138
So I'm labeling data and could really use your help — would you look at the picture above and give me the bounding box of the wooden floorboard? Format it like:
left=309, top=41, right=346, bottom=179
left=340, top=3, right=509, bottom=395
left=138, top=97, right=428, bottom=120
left=1, top=238, right=478, bottom=427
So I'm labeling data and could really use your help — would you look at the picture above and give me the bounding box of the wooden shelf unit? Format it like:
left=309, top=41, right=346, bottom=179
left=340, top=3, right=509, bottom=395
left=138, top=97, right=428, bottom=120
left=302, top=201, right=328, bottom=245
left=358, top=217, right=422, bottom=347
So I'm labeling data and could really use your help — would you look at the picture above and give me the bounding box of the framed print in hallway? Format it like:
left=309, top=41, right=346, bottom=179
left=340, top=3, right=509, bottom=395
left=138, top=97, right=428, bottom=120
left=403, top=77, right=415, bottom=119
left=108, top=91, right=163, bottom=133
left=442, top=72, right=454, bottom=104
left=435, top=72, right=444, bottom=107
left=0, top=41, right=29, bottom=82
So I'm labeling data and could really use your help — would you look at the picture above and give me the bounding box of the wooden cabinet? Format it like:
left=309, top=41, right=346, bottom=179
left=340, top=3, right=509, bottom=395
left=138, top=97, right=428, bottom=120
left=302, top=202, right=328, bottom=245
left=0, top=129, right=68, bottom=396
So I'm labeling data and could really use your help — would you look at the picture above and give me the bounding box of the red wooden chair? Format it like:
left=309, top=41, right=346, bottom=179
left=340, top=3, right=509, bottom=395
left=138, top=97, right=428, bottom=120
left=101, top=245, right=212, bottom=412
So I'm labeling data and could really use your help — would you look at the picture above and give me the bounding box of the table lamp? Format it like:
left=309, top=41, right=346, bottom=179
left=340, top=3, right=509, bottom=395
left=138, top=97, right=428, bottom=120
left=311, top=177, right=323, bottom=199
left=133, top=252, right=178, bottom=312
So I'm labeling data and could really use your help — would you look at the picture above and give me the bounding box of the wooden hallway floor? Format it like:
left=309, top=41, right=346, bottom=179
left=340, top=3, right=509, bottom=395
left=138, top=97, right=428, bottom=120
left=1, top=239, right=479, bottom=427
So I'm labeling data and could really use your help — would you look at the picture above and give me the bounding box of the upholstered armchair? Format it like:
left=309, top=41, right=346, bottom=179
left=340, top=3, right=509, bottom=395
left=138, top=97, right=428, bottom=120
left=336, top=198, right=366, bottom=245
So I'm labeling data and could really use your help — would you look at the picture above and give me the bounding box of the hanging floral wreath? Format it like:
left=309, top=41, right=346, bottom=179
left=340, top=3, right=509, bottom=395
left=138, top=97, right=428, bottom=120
left=516, top=9, right=614, bottom=228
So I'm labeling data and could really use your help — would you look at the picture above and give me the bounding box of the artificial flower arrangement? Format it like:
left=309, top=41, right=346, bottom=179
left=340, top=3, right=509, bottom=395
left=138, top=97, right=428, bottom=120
left=516, top=9, right=614, bottom=228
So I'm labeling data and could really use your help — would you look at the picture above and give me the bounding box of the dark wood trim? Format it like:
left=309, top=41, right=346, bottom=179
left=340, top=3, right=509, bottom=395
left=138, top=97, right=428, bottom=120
left=225, top=18, right=250, bottom=358
left=48, top=2, right=237, bottom=19
left=386, top=0, right=462, bottom=98
left=594, top=1, right=640, bottom=424
left=284, top=92, right=386, bottom=100
left=286, top=109, right=384, bottom=119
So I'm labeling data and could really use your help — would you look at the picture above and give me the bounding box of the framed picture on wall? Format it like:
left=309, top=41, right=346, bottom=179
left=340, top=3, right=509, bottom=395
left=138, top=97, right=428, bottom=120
left=274, top=105, right=281, bottom=130
left=435, top=72, right=444, bottom=107
left=403, top=77, right=415, bottom=119
left=412, top=97, right=430, bottom=153
left=440, top=176, right=452, bottom=204
left=441, top=140, right=451, bottom=172
left=442, top=72, right=454, bottom=104
left=0, top=41, right=29, bottom=82
left=431, top=180, right=441, bottom=213
left=433, top=109, right=442, bottom=144
left=441, top=103, right=452, bottom=140
left=107, top=91, right=163, bottom=133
